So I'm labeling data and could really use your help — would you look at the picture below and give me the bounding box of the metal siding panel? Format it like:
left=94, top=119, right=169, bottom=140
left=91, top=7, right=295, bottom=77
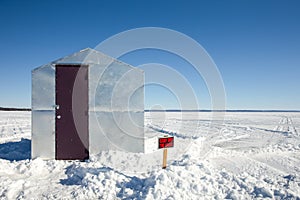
left=32, top=64, right=55, bottom=110
left=89, top=111, right=115, bottom=154
left=31, top=110, right=55, bottom=159
left=89, top=61, right=145, bottom=153
left=89, top=111, right=144, bottom=153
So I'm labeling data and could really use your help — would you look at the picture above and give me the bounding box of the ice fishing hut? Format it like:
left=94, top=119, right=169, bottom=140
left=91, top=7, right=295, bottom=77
left=32, top=48, right=145, bottom=160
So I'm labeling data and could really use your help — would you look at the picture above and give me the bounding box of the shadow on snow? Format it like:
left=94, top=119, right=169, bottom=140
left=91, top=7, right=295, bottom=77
left=0, top=138, right=31, bottom=161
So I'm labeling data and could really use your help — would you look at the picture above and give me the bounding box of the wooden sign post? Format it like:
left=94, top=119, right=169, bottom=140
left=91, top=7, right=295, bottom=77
left=162, top=148, right=168, bottom=169
left=158, top=136, right=174, bottom=169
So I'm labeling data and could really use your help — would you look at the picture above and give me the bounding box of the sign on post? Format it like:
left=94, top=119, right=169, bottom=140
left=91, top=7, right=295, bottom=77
left=158, top=137, right=174, bottom=149
left=158, top=136, right=174, bottom=169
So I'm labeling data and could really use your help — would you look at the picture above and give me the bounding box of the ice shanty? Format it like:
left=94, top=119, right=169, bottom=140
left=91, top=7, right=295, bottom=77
left=32, top=48, right=145, bottom=160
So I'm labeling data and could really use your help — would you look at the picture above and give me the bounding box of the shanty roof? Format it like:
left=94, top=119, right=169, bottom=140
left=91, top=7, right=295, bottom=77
left=33, top=48, right=141, bottom=72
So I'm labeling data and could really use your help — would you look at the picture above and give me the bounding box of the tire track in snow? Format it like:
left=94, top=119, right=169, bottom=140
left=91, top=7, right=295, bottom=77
left=289, top=117, right=299, bottom=136
left=210, top=150, right=288, bottom=175
left=274, top=116, right=287, bottom=132
left=0, top=114, right=30, bottom=143
left=0, top=116, right=11, bottom=136
left=273, top=116, right=298, bottom=137
left=14, top=117, right=25, bottom=134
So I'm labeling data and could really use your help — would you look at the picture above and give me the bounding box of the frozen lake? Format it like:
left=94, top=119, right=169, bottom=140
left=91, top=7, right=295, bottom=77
left=0, top=111, right=299, bottom=199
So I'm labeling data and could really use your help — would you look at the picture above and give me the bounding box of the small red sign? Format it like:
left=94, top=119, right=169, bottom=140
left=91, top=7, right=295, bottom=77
left=158, top=137, right=174, bottom=149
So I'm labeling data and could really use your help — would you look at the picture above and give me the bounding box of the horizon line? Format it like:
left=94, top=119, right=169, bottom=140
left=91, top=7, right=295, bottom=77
left=1, top=107, right=300, bottom=113
left=145, top=109, right=300, bottom=112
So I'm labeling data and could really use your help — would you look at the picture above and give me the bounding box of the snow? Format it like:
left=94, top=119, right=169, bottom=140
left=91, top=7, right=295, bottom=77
left=0, top=111, right=300, bottom=199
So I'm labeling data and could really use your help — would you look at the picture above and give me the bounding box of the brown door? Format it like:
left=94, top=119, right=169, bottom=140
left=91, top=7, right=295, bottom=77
left=55, top=64, right=89, bottom=160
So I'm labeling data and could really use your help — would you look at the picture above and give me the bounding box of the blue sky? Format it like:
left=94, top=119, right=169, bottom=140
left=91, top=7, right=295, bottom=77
left=0, top=0, right=299, bottom=110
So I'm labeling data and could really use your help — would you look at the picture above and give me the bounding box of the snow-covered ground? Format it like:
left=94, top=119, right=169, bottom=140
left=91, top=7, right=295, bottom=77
left=0, top=111, right=299, bottom=199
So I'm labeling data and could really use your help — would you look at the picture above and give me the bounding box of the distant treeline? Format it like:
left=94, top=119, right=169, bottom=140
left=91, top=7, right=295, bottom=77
left=0, top=107, right=31, bottom=111
left=145, top=109, right=300, bottom=112
left=1, top=107, right=299, bottom=112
